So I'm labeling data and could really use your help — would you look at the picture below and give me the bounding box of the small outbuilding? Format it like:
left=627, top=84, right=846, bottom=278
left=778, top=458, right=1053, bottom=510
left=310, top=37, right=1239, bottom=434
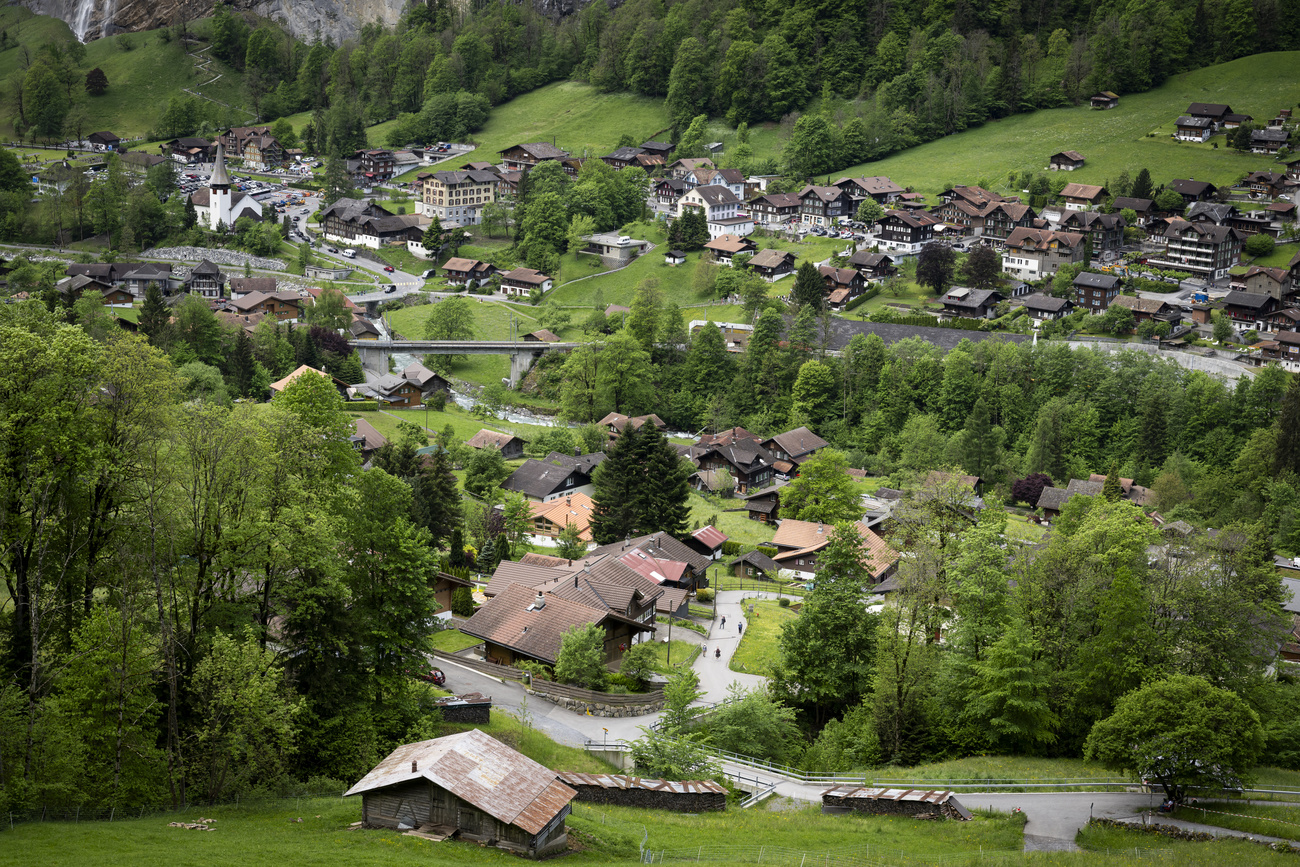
left=466, top=429, right=526, bottom=460
left=821, top=786, right=972, bottom=821
left=345, top=729, right=576, bottom=858
left=665, top=249, right=687, bottom=265
left=1049, top=151, right=1085, bottom=171
left=558, top=772, right=726, bottom=811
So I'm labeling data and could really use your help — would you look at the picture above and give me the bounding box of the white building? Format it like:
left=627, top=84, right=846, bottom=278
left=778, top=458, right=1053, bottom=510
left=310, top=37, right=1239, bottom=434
left=190, top=144, right=262, bottom=231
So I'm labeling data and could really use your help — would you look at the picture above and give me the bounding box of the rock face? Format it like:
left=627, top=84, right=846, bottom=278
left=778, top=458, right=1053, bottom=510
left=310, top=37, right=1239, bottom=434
left=21, top=0, right=408, bottom=44
left=23, top=0, right=614, bottom=43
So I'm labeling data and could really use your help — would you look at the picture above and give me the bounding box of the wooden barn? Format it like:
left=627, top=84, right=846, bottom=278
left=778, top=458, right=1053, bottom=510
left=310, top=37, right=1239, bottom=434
left=345, top=729, right=577, bottom=858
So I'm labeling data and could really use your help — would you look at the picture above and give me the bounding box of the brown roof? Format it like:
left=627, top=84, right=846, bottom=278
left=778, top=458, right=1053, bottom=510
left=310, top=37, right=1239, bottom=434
left=1111, top=295, right=1170, bottom=315
left=467, top=429, right=525, bottom=450
left=704, top=234, right=754, bottom=254
left=344, top=729, right=576, bottom=835
left=227, top=277, right=278, bottom=295
left=1060, top=182, right=1105, bottom=200
left=530, top=493, right=595, bottom=541
left=771, top=520, right=897, bottom=579
left=502, top=267, right=551, bottom=285
left=462, top=582, right=613, bottom=664
left=748, top=248, right=795, bottom=269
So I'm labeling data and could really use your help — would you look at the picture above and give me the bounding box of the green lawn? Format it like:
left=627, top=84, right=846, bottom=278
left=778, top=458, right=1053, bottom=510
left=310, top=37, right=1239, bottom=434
left=1078, top=821, right=1300, bottom=866
left=1172, top=801, right=1300, bottom=839
left=870, top=755, right=1120, bottom=784
left=685, top=490, right=776, bottom=548
left=429, top=628, right=482, bottom=653
left=643, top=638, right=700, bottom=673
left=1246, top=242, right=1300, bottom=269
left=1003, top=513, right=1048, bottom=544
left=729, top=598, right=796, bottom=676
left=345, top=406, right=555, bottom=446
left=465, top=81, right=672, bottom=167
left=836, top=51, right=1300, bottom=196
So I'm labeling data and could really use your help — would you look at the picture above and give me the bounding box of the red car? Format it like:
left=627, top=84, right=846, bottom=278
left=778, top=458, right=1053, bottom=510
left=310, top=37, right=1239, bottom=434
left=383, top=265, right=394, bottom=273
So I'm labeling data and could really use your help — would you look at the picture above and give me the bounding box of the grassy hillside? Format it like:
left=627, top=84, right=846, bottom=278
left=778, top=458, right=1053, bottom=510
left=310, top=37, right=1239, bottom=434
left=837, top=51, right=1300, bottom=195
left=0, top=13, right=247, bottom=140
left=463, top=81, right=672, bottom=162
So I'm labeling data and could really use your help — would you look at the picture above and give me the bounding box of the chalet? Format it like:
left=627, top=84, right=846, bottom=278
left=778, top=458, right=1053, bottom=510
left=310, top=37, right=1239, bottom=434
left=677, top=185, right=748, bottom=239
left=684, top=525, right=729, bottom=561
left=321, top=198, right=425, bottom=249
left=228, top=290, right=302, bottom=323
left=771, top=520, right=897, bottom=582
left=1272, top=108, right=1294, bottom=127
left=1236, top=265, right=1293, bottom=301
left=442, top=258, right=498, bottom=288
left=981, top=202, right=1038, bottom=240
left=762, top=426, right=830, bottom=469
left=1259, top=331, right=1300, bottom=371
left=503, top=454, right=603, bottom=502
left=1049, top=151, right=1085, bottom=171
left=186, top=259, right=225, bottom=297
left=527, top=493, right=595, bottom=546
left=1246, top=171, right=1289, bottom=199
left=1059, top=210, right=1127, bottom=252
left=798, top=185, right=855, bottom=228
left=587, top=532, right=713, bottom=591
left=345, top=730, right=576, bottom=859
left=498, top=142, right=571, bottom=172
left=664, top=249, right=686, bottom=265
left=939, top=287, right=1003, bottom=319
left=834, top=175, right=905, bottom=205
left=685, top=168, right=745, bottom=200
left=1073, top=271, right=1123, bottom=313
left=1017, top=293, right=1074, bottom=324
left=497, top=171, right=523, bottom=198
left=1059, top=182, right=1107, bottom=209
left=1090, top=92, right=1119, bottom=109
left=703, top=234, right=758, bottom=264
left=600, top=146, right=647, bottom=170
left=227, top=276, right=277, bottom=298
left=742, top=483, right=784, bottom=523
left=269, top=365, right=350, bottom=399
left=523, top=330, right=560, bottom=342
left=1001, top=228, right=1087, bottom=280
left=1111, top=295, right=1178, bottom=324
left=1186, top=103, right=1233, bottom=128
left=654, top=178, right=690, bottom=214
left=640, top=140, right=674, bottom=159
left=820, top=266, right=866, bottom=309
left=1146, top=222, right=1243, bottom=281
left=1264, top=306, right=1300, bottom=333
left=1169, top=179, right=1218, bottom=206
left=743, top=248, right=796, bottom=282
left=243, top=136, right=284, bottom=170
left=934, top=196, right=987, bottom=234
left=119, top=151, right=167, bottom=174
left=353, top=361, right=449, bottom=408
left=875, top=210, right=936, bottom=255
left=667, top=157, right=714, bottom=180
left=847, top=251, right=897, bottom=280
left=1252, top=128, right=1291, bottom=154
left=350, top=417, right=388, bottom=462
left=87, top=131, right=121, bottom=151
left=1036, top=476, right=1153, bottom=519
left=1222, top=290, right=1278, bottom=329
left=118, top=263, right=178, bottom=295
left=1175, top=116, right=1213, bottom=142
left=57, top=275, right=132, bottom=307
left=215, top=126, right=273, bottom=157
left=748, top=192, right=801, bottom=224
left=689, top=440, right=774, bottom=493
left=466, top=429, right=526, bottom=460
left=420, top=169, right=498, bottom=225
left=349, top=318, right=382, bottom=340
left=939, top=185, right=1007, bottom=210
left=500, top=267, right=553, bottom=297
left=1223, top=113, right=1253, bottom=129
left=598, top=413, right=666, bottom=436
left=1111, top=197, right=1155, bottom=225
left=730, top=549, right=780, bottom=581
left=1186, top=202, right=1236, bottom=227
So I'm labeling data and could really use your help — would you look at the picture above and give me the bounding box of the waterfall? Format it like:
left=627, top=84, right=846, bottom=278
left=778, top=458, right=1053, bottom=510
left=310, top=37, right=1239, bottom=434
left=100, top=0, right=117, bottom=38
left=71, top=0, right=97, bottom=42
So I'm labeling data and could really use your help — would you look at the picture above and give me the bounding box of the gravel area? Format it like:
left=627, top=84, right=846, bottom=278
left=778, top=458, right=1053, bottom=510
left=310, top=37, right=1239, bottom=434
left=140, top=246, right=287, bottom=271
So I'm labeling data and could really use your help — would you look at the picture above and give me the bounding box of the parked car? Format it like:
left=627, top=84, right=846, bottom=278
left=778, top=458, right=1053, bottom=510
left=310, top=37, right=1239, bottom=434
left=384, top=285, right=397, bottom=293
left=383, top=265, right=395, bottom=273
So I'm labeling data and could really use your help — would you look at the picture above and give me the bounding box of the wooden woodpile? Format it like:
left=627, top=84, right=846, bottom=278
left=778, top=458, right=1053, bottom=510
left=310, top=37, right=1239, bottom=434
left=820, top=787, right=971, bottom=821
left=434, top=692, right=491, bottom=724
left=557, top=773, right=727, bottom=812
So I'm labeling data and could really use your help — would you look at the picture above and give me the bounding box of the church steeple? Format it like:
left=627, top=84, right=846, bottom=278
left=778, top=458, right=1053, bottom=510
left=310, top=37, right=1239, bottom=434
left=210, top=142, right=231, bottom=189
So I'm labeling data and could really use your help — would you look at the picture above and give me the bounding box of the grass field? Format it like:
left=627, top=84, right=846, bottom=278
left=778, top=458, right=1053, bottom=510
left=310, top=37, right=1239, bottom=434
left=429, top=628, right=482, bottom=653
left=837, top=51, right=1300, bottom=196
left=1172, top=801, right=1300, bottom=840
left=871, top=755, right=1121, bottom=784
left=729, top=598, right=796, bottom=676
left=0, top=14, right=249, bottom=140
left=686, top=490, right=776, bottom=548
left=644, top=638, right=700, bottom=673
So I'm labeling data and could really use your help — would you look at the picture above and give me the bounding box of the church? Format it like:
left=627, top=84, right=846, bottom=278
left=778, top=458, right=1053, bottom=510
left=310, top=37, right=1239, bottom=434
left=190, top=144, right=263, bottom=231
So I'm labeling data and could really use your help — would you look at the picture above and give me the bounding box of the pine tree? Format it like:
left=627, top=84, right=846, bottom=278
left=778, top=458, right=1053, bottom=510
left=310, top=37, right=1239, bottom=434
left=1130, top=168, right=1153, bottom=201
left=231, top=329, right=257, bottom=397
left=139, top=281, right=169, bottom=346
left=790, top=261, right=824, bottom=311
left=1102, top=462, right=1123, bottom=501
left=1273, top=377, right=1300, bottom=477
left=447, top=527, right=467, bottom=568
left=590, top=423, right=641, bottom=544
left=636, top=425, right=692, bottom=538
left=961, top=398, right=1002, bottom=482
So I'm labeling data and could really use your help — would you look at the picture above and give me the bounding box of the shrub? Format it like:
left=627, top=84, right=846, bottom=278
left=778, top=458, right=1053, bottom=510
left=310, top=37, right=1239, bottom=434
left=348, top=400, right=378, bottom=411
left=450, top=586, right=475, bottom=617
left=778, top=597, right=791, bottom=607
left=756, top=545, right=778, bottom=559
left=516, top=660, right=552, bottom=681
left=695, top=587, right=714, bottom=603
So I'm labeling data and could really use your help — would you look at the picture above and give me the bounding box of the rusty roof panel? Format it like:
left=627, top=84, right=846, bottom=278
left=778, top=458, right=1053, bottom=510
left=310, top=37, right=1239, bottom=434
left=345, top=730, right=575, bottom=835
left=557, top=772, right=726, bottom=795
left=821, top=786, right=957, bottom=805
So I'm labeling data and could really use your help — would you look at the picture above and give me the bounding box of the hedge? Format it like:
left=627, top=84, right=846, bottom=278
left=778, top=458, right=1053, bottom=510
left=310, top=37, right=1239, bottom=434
left=844, top=285, right=881, bottom=311
left=348, top=400, right=379, bottom=411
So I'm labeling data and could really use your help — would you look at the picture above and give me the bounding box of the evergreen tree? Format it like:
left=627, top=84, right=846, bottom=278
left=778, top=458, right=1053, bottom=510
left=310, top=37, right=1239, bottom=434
left=590, top=423, right=690, bottom=543
left=790, top=261, right=824, bottom=311
left=139, top=281, right=169, bottom=346
left=1102, top=462, right=1123, bottom=501
left=970, top=615, right=1057, bottom=752
left=961, top=398, right=1003, bottom=482
left=1131, top=168, right=1153, bottom=200
left=447, top=527, right=467, bottom=568
left=230, top=329, right=257, bottom=397
left=411, top=449, right=461, bottom=551
left=590, top=423, right=643, bottom=545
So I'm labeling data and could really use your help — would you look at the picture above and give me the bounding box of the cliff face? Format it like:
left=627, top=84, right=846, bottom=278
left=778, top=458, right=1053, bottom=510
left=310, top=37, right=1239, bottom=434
left=21, top=0, right=409, bottom=44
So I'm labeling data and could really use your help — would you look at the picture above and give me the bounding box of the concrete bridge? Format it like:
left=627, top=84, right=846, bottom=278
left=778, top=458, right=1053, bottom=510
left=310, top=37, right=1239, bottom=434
left=348, top=339, right=582, bottom=386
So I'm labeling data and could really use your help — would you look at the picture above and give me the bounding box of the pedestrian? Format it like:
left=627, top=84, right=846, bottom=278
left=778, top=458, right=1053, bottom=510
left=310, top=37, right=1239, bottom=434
left=721, top=616, right=726, bottom=629
left=738, top=623, right=744, bottom=636
left=702, top=645, right=706, bottom=656
left=715, top=648, right=721, bottom=660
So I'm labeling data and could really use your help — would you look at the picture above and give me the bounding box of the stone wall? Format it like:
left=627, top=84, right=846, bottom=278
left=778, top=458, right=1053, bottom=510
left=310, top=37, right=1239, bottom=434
left=525, top=687, right=664, bottom=718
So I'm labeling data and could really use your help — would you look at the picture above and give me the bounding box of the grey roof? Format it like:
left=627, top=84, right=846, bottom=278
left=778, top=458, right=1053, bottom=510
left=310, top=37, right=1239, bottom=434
left=809, top=318, right=1030, bottom=353
left=940, top=287, right=1003, bottom=309
left=587, top=532, right=711, bottom=576
left=604, top=146, right=645, bottom=161
left=191, top=259, right=222, bottom=276
left=431, top=169, right=500, bottom=184
left=1170, top=179, right=1216, bottom=196
left=502, top=141, right=570, bottom=160
left=690, top=185, right=741, bottom=206
left=1175, top=115, right=1213, bottom=129
left=1223, top=290, right=1273, bottom=310
left=545, top=450, right=606, bottom=475
left=763, top=426, right=830, bottom=459
left=1019, top=293, right=1072, bottom=313
left=210, top=143, right=231, bottom=186
left=1073, top=271, right=1121, bottom=290
left=1112, top=197, right=1154, bottom=212
left=1253, top=128, right=1291, bottom=143
left=728, top=549, right=779, bottom=575
left=502, top=458, right=586, bottom=499
left=1186, top=202, right=1236, bottom=223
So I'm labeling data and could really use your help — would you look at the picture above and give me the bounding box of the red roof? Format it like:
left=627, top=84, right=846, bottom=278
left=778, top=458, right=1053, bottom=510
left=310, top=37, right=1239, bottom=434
left=691, top=525, right=728, bottom=549
left=618, top=549, right=687, bottom=585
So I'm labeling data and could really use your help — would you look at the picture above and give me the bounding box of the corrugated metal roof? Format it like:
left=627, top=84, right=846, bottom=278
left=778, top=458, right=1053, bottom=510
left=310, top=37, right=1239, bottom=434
left=558, top=772, right=727, bottom=794
left=822, top=786, right=951, bottom=804
left=691, top=525, right=729, bottom=549
left=345, top=729, right=576, bottom=835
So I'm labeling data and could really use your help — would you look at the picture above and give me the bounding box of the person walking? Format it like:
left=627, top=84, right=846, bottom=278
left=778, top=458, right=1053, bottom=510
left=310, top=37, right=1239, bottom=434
left=738, top=622, right=744, bottom=636
left=715, top=647, right=721, bottom=660
left=721, top=616, right=727, bottom=629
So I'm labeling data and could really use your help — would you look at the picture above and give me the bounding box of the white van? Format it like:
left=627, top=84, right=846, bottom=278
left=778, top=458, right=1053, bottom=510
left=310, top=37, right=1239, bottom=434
left=341, top=249, right=356, bottom=259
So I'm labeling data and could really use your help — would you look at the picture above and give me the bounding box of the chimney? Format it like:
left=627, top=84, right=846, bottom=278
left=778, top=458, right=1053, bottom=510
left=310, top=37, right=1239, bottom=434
left=534, top=591, right=546, bottom=609
left=575, top=574, right=579, bottom=588
left=411, top=760, right=418, bottom=772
